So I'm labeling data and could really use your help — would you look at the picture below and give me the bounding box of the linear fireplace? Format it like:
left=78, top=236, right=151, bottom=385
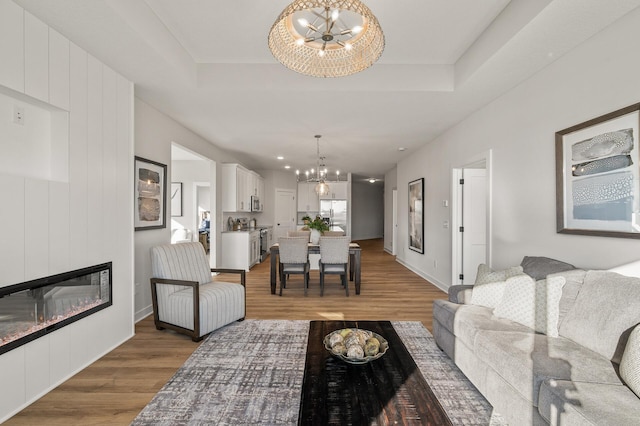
left=0, top=263, right=112, bottom=355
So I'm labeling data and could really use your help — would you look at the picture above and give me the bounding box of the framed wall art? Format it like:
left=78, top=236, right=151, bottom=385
left=555, top=102, right=640, bottom=238
left=171, top=182, right=183, bottom=217
left=408, top=178, right=424, bottom=253
left=134, top=156, right=167, bottom=231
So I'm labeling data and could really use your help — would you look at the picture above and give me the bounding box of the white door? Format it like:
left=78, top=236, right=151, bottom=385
left=274, top=188, right=296, bottom=241
left=461, top=169, right=487, bottom=284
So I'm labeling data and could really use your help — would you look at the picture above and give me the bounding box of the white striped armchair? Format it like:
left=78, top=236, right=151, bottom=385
left=150, top=242, right=245, bottom=341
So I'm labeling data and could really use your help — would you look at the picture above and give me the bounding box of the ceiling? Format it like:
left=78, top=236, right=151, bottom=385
left=16, top=0, right=640, bottom=181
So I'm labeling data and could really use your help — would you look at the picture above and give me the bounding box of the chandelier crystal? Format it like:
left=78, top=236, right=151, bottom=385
left=268, top=0, right=385, bottom=78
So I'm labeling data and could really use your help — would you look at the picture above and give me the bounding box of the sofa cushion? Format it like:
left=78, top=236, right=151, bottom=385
left=620, top=324, right=640, bottom=398
left=538, top=379, right=640, bottom=425
left=559, top=270, right=640, bottom=363
left=493, top=274, right=566, bottom=337
left=548, top=269, right=586, bottom=328
left=520, top=256, right=575, bottom=280
left=474, top=330, right=623, bottom=407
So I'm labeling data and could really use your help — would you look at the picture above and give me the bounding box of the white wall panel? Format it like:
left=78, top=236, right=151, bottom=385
left=102, top=66, right=118, bottom=260
left=48, top=28, right=70, bottom=111
left=0, top=348, right=26, bottom=418
left=87, top=56, right=103, bottom=266
left=24, top=336, right=50, bottom=403
left=117, top=76, right=134, bottom=328
left=0, top=175, right=25, bottom=287
left=24, top=178, right=49, bottom=280
left=0, top=1, right=24, bottom=92
left=48, top=325, right=72, bottom=386
left=49, top=181, right=70, bottom=275
left=24, top=11, right=48, bottom=102
left=68, top=43, right=88, bottom=269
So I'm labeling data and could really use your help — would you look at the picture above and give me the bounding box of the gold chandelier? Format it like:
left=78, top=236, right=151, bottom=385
left=268, top=0, right=385, bottom=78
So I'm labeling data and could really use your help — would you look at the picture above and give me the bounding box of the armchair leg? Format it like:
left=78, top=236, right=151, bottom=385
left=280, top=273, right=286, bottom=296
left=304, top=272, right=308, bottom=296
left=320, top=271, right=324, bottom=296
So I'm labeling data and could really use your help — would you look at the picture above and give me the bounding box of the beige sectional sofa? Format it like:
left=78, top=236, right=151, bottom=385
left=433, top=259, right=640, bottom=425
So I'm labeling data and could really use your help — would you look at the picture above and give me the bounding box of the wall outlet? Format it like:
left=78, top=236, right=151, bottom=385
left=433, top=259, right=438, bottom=269
left=13, top=106, right=25, bottom=125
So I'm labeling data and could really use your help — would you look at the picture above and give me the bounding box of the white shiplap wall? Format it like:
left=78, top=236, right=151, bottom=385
left=0, top=1, right=134, bottom=421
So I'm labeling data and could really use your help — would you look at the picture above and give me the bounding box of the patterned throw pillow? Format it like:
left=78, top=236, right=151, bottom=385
left=620, top=324, right=640, bottom=399
left=470, top=264, right=524, bottom=309
left=493, top=274, right=567, bottom=337
left=475, top=264, right=523, bottom=285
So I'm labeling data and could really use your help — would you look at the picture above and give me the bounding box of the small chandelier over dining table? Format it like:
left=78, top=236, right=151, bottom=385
left=268, top=0, right=385, bottom=78
left=313, top=135, right=330, bottom=196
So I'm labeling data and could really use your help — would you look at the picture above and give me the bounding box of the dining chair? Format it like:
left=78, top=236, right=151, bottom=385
left=278, top=236, right=311, bottom=296
left=323, top=230, right=345, bottom=236
left=287, top=230, right=311, bottom=241
left=318, top=236, right=351, bottom=296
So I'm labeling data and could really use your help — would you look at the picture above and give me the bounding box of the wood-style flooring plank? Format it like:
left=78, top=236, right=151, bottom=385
left=5, top=239, right=447, bottom=425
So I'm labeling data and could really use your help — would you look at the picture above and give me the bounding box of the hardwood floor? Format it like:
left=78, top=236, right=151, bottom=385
left=5, top=238, right=447, bottom=425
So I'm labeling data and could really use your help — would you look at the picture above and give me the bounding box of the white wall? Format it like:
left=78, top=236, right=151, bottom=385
left=134, top=99, right=245, bottom=322
left=351, top=180, right=384, bottom=240
left=393, top=7, right=640, bottom=289
left=0, top=3, right=133, bottom=421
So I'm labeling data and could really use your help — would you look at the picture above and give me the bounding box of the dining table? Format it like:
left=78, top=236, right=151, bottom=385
left=269, top=242, right=362, bottom=295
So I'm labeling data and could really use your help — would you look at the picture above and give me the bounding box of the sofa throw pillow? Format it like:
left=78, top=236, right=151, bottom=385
left=475, top=263, right=523, bottom=285
left=559, top=271, right=640, bottom=363
left=520, top=256, right=575, bottom=281
left=470, top=279, right=507, bottom=309
left=620, top=324, right=640, bottom=399
left=547, top=269, right=587, bottom=328
left=493, top=274, right=566, bottom=337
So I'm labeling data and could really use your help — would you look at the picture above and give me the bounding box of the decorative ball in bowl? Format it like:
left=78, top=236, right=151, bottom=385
left=323, top=328, right=389, bottom=365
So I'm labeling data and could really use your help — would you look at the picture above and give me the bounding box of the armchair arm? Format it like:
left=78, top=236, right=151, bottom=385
left=448, top=285, right=474, bottom=304
left=210, top=268, right=246, bottom=287
left=150, top=277, right=201, bottom=336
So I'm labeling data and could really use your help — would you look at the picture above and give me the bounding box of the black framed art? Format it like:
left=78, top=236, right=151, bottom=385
left=409, top=178, right=424, bottom=253
left=134, top=156, right=167, bottom=231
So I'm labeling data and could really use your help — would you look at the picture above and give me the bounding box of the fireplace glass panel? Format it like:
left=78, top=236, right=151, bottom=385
left=0, top=262, right=112, bottom=355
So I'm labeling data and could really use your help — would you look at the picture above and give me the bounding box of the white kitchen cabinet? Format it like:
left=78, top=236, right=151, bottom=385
left=297, top=182, right=319, bottom=212
left=319, top=181, right=348, bottom=200
left=221, top=231, right=260, bottom=271
left=222, top=163, right=255, bottom=212
left=256, top=176, right=265, bottom=210
left=25, top=11, right=49, bottom=102
left=0, top=1, right=24, bottom=92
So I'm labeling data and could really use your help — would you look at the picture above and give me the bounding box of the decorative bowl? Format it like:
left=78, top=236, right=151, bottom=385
left=323, top=328, right=389, bottom=365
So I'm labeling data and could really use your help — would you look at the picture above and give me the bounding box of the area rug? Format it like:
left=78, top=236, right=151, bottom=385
left=131, top=320, right=505, bottom=425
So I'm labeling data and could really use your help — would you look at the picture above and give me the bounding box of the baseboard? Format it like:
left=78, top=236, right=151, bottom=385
left=395, top=258, right=449, bottom=293
left=135, top=305, right=153, bottom=323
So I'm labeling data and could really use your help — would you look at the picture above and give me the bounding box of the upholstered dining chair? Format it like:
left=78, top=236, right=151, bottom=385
left=278, top=236, right=310, bottom=296
left=150, top=242, right=245, bottom=341
left=287, top=230, right=311, bottom=240
left=323, top=230, right=345, bottom=236
left=318, top=236, right=351, bottom=296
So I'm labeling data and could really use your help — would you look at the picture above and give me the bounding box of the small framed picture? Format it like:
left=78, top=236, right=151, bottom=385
left=171, top=182, right=183, bottom=217
left=134, top=156, right=167, bottom=231
left=555, top=103, right=640, bottom=238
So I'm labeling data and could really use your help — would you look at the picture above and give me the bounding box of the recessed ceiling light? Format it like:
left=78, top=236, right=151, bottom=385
left=369, top=178, right=376, bottom=183
left=398, top=147, right=406, bottom=152
left=277, top=156, right=284, bottom=160
left=284, top=165, right=291, bottom=169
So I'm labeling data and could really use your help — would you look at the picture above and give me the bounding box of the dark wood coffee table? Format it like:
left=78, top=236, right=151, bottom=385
left=299, top=320, right=452, bottom=425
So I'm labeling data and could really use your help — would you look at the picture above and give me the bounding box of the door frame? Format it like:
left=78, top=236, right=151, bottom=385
left=392, top=189, right=398, bottom=255
left=451, top=149, right=493, bottom=285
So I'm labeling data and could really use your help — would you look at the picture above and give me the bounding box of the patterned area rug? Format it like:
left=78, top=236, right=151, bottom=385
left=131, top=320, right=505, bottom=425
